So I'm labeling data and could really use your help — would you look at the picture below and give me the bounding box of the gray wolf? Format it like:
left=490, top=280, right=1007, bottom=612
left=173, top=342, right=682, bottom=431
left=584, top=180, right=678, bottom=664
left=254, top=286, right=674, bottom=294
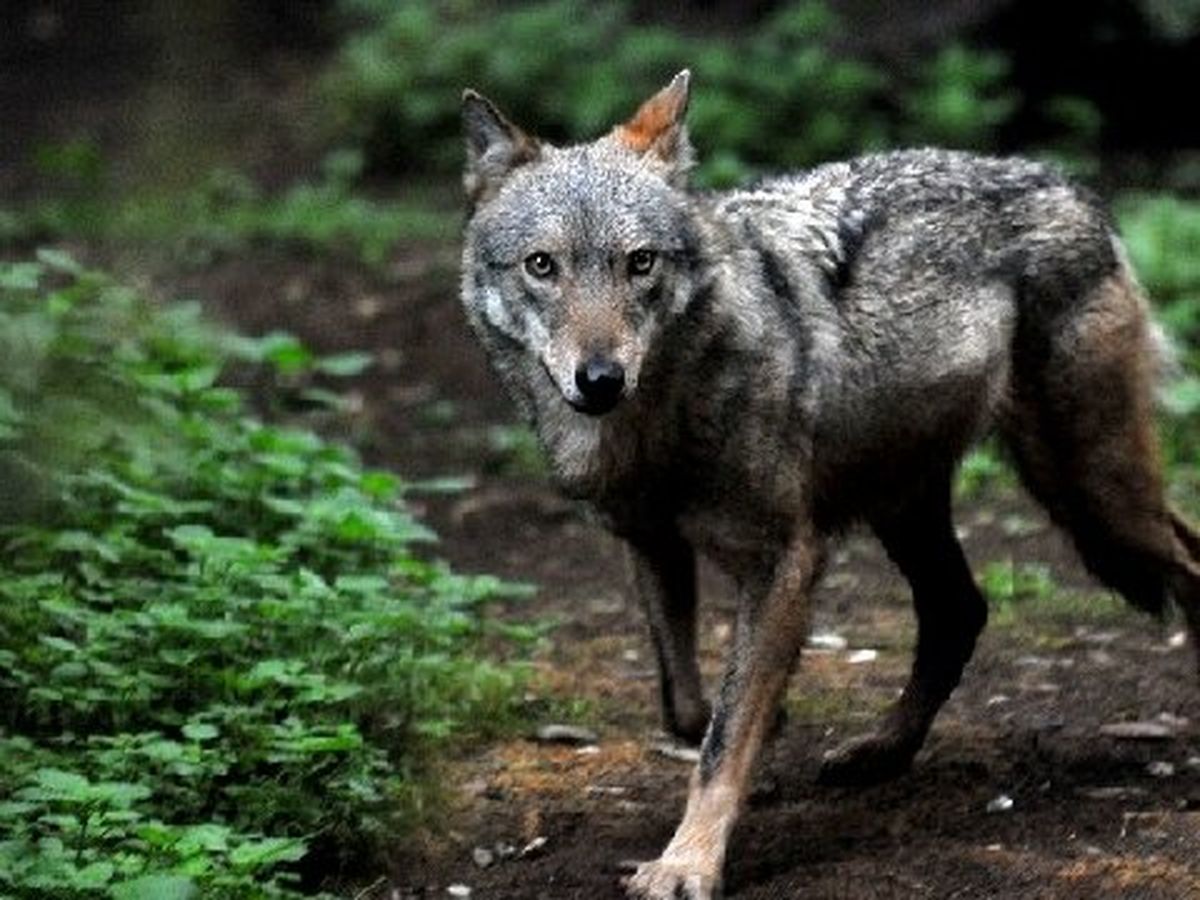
left=459, top=71, right=1200, bottom=899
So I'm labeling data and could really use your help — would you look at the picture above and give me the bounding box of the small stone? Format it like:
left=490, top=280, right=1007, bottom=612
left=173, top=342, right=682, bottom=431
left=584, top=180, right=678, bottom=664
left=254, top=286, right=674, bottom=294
left=472, top=846, right=495, bottom=869
left=622, top=648, right=641, bottom=662
left=1030, top=715, right=1065, bottom=733
left=1000, top=515, right=1043, bottom=537
left=823, top=572, right=859, bottom=590
left=651, top=741, right=701, bottom=764
left=519, top=836, right=548, bottom=859
left=986, top=694, right=1010, bottom=706
left=986, top=794, right=1014, bottom=814
left=1156, top=711, right=1190, bottom=729
left=461, top=777, right=489, bottom=798
left=1099, top=721, right=1175, bottom=740
left=354, top=295, right=384, bottom=320
left=1187, top=756, right=1200, bottom=771
left=846, top=648, right=878, bottom=664
left=1088, top=649, right=1115, bottom=667
left=493, top=841, right=518, bottom=860
left=447, top=886, right=471, bottom=898
left=535, top=724, right=598, bottom=746
left=1147, top=760, right=1176, bottom=778
left=1031, top=682, right=1061, bottom=694
left=985, top=843, right=1004, bottom=852
left=586, top=784, right=629, bottom=797
left=1015, top=655, right=1055, bottom=669
left=1168, top=630, right=1188, bottom=649
left=808, top=632, right=847, bottom=651
left=1078, top=786, right=1148, bottom=800
left=574, top=745, right=601, bottom=756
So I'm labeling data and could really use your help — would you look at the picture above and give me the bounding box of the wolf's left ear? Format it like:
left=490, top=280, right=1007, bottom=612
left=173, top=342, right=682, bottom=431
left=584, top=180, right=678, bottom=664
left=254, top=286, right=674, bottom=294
left=613, top=70, right=694, bottom=183
left=462, top=90, right=541, bottom=206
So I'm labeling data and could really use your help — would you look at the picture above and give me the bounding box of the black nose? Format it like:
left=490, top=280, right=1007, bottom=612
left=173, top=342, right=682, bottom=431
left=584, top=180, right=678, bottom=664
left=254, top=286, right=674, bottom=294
left=574, top=357, right=625, bottom=414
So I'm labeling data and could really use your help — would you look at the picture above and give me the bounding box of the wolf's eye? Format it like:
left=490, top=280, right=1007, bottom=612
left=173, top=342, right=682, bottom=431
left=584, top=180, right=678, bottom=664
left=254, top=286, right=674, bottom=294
left=628, top=249, right=657, bottom=277
left=524, top=252, right=557, bottom=279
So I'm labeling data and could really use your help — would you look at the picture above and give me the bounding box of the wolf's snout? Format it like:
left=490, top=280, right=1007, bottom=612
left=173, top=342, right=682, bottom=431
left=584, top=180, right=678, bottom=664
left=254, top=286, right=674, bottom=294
left=573, top=356, right=625, bottom=415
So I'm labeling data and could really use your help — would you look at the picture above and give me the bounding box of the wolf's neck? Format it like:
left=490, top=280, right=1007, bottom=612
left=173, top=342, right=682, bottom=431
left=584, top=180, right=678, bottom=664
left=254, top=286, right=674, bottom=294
left=533, top=374, right=675, bottom=503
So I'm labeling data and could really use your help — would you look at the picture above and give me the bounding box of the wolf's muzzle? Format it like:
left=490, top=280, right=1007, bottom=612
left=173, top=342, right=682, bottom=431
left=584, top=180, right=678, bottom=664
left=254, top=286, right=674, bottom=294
left=573, top=356, right=625, bottom=415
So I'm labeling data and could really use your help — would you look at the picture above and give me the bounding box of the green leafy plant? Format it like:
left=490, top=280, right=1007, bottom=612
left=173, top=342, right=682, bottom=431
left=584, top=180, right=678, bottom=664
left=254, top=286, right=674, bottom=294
left=321, top=0, right=890, bottom=186
left=979, top=560, right=1059, bottom=606
left=954, top=443, right=1016, bottom=500
left=899, top=44, right=1019, bottom=149
left=1117, top=193, right=1200, bottom=510
left=0, top=149, right=456, bottom=269
left=0, top=253, right=531, bottom=897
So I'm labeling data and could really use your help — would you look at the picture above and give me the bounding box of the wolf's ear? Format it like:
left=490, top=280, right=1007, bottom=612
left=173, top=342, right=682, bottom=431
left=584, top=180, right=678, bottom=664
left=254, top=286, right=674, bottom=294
left=462, top=90, right=541, bottom=206
left=613, top=70, right=694, bottom=183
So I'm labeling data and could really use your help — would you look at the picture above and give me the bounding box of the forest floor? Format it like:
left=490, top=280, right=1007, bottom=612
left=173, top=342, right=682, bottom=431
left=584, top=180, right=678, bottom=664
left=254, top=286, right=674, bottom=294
left=163, top=244, right=1200, bottom=899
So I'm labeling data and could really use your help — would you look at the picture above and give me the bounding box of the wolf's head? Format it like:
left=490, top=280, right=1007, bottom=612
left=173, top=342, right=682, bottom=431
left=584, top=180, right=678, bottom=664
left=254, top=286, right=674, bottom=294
left=460, top=72, right=701, bottom=418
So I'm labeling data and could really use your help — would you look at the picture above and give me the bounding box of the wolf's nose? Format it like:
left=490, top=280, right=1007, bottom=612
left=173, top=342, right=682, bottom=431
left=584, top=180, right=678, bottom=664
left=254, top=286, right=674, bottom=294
left=574, top=357, right=625, bottom=414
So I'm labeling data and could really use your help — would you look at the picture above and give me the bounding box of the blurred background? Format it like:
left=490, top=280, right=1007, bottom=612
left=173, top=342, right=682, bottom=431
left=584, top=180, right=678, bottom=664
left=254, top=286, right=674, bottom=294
left=2, top=3, right=1200, bottom=898
left=4, top=0, right=1200, bottom=193
left=7, top=0, right=1196, bottom=466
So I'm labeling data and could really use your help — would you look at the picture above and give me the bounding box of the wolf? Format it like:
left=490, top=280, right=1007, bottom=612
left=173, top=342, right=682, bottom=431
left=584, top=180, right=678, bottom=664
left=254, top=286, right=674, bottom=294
left=459, top=70, right=1200, bottom=899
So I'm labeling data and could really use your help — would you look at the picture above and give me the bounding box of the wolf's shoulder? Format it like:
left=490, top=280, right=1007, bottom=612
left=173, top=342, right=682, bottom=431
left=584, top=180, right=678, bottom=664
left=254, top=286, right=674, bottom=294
left=707, top=149, right=1102, bottom=283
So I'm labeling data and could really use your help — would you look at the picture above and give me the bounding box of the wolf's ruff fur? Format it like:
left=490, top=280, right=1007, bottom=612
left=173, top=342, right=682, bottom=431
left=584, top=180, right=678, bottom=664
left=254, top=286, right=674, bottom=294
left=460, top=73, right=1200, bottom=900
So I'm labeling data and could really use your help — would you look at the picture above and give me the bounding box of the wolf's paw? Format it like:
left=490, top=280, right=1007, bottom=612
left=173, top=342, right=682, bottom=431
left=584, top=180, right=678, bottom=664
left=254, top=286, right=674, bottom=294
left=667, top=699, right=712, bottom=747
left=818, top=730, right=919, bottom=786
left=623, top=856, right=721, bottom=900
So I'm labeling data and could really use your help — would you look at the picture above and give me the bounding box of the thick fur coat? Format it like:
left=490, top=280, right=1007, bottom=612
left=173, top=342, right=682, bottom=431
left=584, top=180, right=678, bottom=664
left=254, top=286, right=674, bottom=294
left=460, top=72, right=1200, bottom=899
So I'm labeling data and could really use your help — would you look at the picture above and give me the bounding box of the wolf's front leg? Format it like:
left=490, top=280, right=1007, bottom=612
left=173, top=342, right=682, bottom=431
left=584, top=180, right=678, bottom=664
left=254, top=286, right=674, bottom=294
left=625, top=537, right=821, bottom=900
left=626, top=532, right=709, bottom=744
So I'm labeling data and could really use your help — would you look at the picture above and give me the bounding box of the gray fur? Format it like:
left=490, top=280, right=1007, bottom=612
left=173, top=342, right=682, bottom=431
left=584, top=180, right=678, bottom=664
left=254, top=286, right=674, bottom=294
left=464, top=139, right=1121, bottom=543
left=460, top=76, right=1200, bottom=900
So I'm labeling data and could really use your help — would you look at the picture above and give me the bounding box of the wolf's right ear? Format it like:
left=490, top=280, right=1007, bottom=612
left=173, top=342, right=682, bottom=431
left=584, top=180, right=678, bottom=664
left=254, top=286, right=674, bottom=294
left=462, top=90, right=541, bottom=206
left=612, top=70, right=693, bottom=185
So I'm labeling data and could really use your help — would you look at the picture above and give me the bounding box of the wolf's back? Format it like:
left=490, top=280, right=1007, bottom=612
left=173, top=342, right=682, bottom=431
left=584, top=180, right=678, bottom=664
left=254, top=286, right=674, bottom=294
left=708, top=149, right=1135, bottom=516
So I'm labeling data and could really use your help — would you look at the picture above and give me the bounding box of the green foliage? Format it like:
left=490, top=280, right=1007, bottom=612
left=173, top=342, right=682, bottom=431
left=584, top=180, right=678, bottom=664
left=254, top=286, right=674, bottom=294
left=979, top=560, right=1059, bottom=607
left=899, top=44, right=1019, bottom=150
left=321, top=0, right=894, bottom=186
left=0, top=255, right=531, bottom=897
left=0, top=150, right=456, bottom=268
left=954, top=443, right=1016, bottom=500
left=978, top=560, right=1127, bottom=628
left=1039, top=95, right=1103, bottom=178
left=1117, top=193, right=1200, bottom=508
left=1119, top=194, right=1200, bottom=345
left=321, top=0, right=1121, bottom=187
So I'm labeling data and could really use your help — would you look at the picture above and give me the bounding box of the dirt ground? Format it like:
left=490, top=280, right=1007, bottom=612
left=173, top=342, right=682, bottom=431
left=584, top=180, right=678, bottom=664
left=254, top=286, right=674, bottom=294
left=168, top=247, right=1200, bottom=900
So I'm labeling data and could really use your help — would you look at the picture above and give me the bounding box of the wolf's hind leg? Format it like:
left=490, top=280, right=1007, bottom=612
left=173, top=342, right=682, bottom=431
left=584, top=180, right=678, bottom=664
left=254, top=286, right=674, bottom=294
left=820, top=476, right=987, bottom=785
left=626, top=532, right=710, bottom=744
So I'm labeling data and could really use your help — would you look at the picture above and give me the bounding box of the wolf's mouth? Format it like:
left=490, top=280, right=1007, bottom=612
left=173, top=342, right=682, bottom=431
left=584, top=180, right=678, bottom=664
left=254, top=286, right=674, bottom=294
left=568, top=395, right=621, bottom=417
